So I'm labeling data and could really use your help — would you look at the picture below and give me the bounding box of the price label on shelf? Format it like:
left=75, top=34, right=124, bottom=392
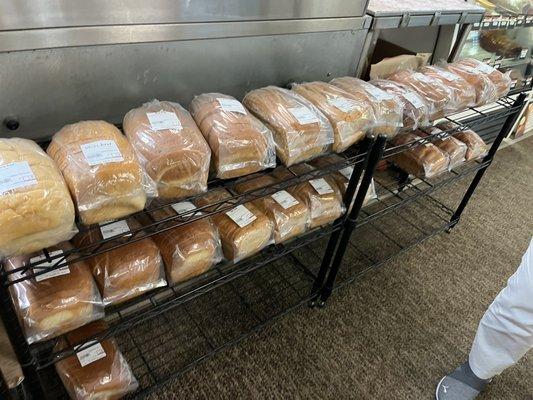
left=482, top=21, right=491, bottom=28
left=99, top=220, right=131, bottom=239
left=271, top=190, right=299, bottom=210
left=31, top=250, right=70, bottom=282
left=287, top=106, right=319, bottom=125
left=492, top=20, right=500, bottom=27
left=171, top=201, right=201, bottom=216
left=509, top=19, right=516, bottom=28
left=217, top=98, right=247, bottom=114
left=473, top=22, right=480, bottom=29
left=500, top=20, right=508, bottom=28
left=226, top=205, right=257, bottom=228
left=76, top=341, right=107, bottom=367
left=81, top=140, right=124, bottom=166
left=339, top=166, right=354, bottom=180
left=147, top=111, right=182, bottom=131
left=520, top=49, right=528, bottom=59
left=309, top=178, right=334, bottom=195
left=0, top=161, right=38, bottom=194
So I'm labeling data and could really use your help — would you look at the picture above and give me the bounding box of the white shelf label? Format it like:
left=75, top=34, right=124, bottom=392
left=476, top=62, right=494, bottom=74
left=365, top=85, right=394, bottom=101
left=287, top=106, right=319, bottom=125
left=309, top=178, right=334, bottom=195
left=147, top=111, right=182, bottom=131
left=0, top=161, right=37, bottom=194
left=32, top=250, right=70, bottom=282
left=81, top=140, right=124, bottom=166
left=520, top=49, right=528, bottom=59
left=271, top=190, right=299, bottom=210
left=76, top=341, right=106, bottom=367
left=328, top=97, right=360, bottom=113
left=100, top=220, right=130, bottom=239
left=226, top=205, right=256, bottom=228
left=217, top=98, right=247, bottom=114
left=403, top=92, right=425, bottom=109
left=171, top=201, right=201, bottom=215
left=339, top=166, right=354, bottom=180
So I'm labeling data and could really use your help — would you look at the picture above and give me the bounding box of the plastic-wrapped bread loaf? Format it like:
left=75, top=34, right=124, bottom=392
left=189, top=93, right=276, bottom=179
left=243, top=86, right=334, bottom=166
left=5, top=242, right=104, bottom=344
left=55, top=321, right=138, bottom=400
left=391, top=133, right=450, bottom=179
left=370, top=79, right=431, bottom=130
left=329, top=77, right=403, bottom=137
left=149, top=202, right=222, bottom=284
left=387, top=70, right=454, bottom=120
left=74, top=218, right=166, bottom=305
left=193, top=188, right=273, bottom=262
left=234, top=174, right=309, bottom=243
left=438, top=122, right=488, bottom=161
left=271, top=165, right=344, bottom=229
left=291, top=81, right=373, bottom=152
left=419, top=66, right=477, bottom=113
left=0, top=138, right=76, bottom=258
left=416, top=128, right=467, bottom=170
left=47, top=121, right=147, bottom=225
left=123, top=100, right=211, bottom=198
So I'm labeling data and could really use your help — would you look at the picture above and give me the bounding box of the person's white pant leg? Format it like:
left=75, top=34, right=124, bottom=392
left=469, top=238, right=533, bottom=380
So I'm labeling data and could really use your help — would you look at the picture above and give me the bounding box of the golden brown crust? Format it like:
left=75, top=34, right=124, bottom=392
left=391, top=133, right=449, bottom=178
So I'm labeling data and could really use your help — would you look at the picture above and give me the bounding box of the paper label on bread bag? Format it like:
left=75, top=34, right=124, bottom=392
left=403, top=92, right=425, bottom=109
left=147, top=111, right=182, bottom=131
left=309, top=178, right=334, bottom=195
left=32, top=250, right=70, bottom=282
left=99, top=220, right=130, bottom=239
left=339, top=166, right=354, bottom=180
left=287, top=106, right=320, bottom=125
left=364, top=85, right=394, bottom=101
left=475, top=63, right=494, bottom=74
left=80, top=140, right=124, bottom=166
left=0, top=161, right=38, bottom=194
left=436, top=69, right=462, bottom=82
left=171, top=201, right=202, bottom=216
left=226, top=204, right=256, bottom=228
left=217, top=98, right=247, bottom=114
left=76, top=341, right=106, bottom=367
left=271, top=190, right=299, bottom=210
left=328, top=97, right=360, bottom=113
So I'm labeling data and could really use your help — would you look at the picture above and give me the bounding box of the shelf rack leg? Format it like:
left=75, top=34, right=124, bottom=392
left=317, top=135, right=387, bottom=306
left=308, top=138, right=375, bottom=307
left=0, top=272, right=45, bottom=399
left=448, top=92, right=527, bottom=230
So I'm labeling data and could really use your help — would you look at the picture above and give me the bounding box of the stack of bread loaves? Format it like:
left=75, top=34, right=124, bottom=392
left=0, top=138, right=76, bottom=258
left=123, top=100, right=211, bottom=199
left=55, top=321, right=138, bottom=400
left=190, top=93, right=275, bottom=179
left=47, top=121, right=147, bottom=225
left=234, top=174, right=309, bottom=243
left=74, top=218, right=167, bottom=305
left=329, top=77, right=403, bottom=137
left=416, top=128, right=468, bottom=171
left=291, top=81, right=373, bottom=152
left=437, top=122, right=489, bottom=161
left=243, top=86, right=334, bottom=166
left=149, top=201, right=223, bottom=284
left=194, top=188, right=273, bottom=262
left=5, top=242, right=103, bottom=344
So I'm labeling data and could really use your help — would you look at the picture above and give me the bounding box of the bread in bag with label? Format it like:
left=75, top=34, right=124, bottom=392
left=4, top=242, right=103, bottom=344
left=329, top=77, right=403, bottom=137
left=444, top=59, right=499, bottom=106
left=438, top=122, right=488, bottom=161
left=193, top=188, right=273, bottom=261
left=243, top=86, right=334, bottom=166
left=417, top=128, right=467, bottom=170
left=271, top=165, right=344, bottom=229
left=291, top=81, right=374, bottom=152
left=391, top=133, right=449, bottom=179
left=234, top=174, right=309, bottom=243
left=74, top=217, right=166, bottom=305
left=0, top=138, right=76, bottom=258
left=149, top=203, right=222, bottom=284
left=449, top=58, right=511, bottom=100
left=47, top=121, right=146, bottom=225
left=123, top=100, right=211, bottom=198
left=190, top=93, right=276, bottom=179
left=55, top=321, right=138, bottom=400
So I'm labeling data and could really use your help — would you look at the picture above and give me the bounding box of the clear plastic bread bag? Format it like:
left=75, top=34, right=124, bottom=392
left=419, top=65, right=477, bottom=113
left=329, top=77, right=403, bottom=137
left=369, top=79, right=431, bottom=131
left=149, top=201, right=223, bottom=284
left=4, top=242, right=104, bottom=344
left=243, top=86, right=334, bottom=166
left=0, top=138, right=77, bottom=258
left=189, top=93, right=276, bottom=179
left=416, top=128, right=467, bottom=171
left=193, top=188, right=274, bottom=262
left=271, top=165, right=345, bottom=229
left=291, top=81, right=375, bottom=152
left=387, top=69, right=455, bottom=120
left=437, top=122, right=489, bottom=161
left=73, top=217, right=167, bottom=305
left=234, top=174, right=310, bottom=243
left=123, top=99, right=211, bottom=199
left=55, top=321, right=138, bottom=400
left=391, top=133, right=450, bottom=179
left=47, top=120, right=153, bottom=226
